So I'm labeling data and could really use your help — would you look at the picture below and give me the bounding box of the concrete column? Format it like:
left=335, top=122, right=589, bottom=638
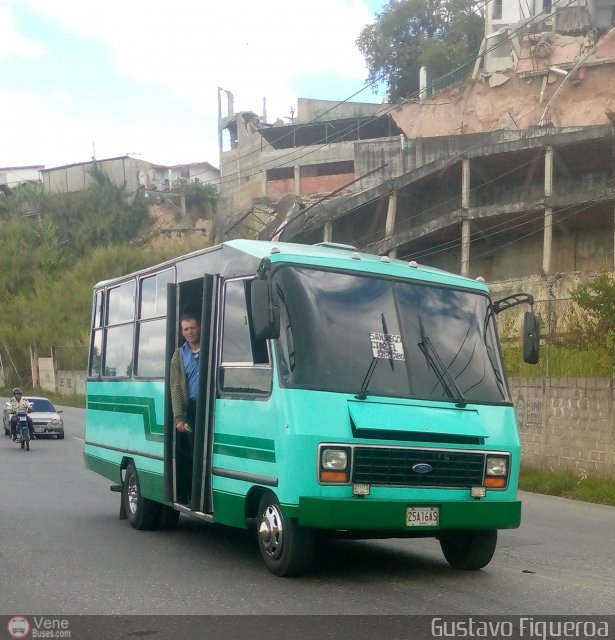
left=462, top=158, right=470, bottom=210
left=543, top=147, right=554, bottom=275
left=323, top=222, right=333, bottom=243
left=543, top=207, right=553, bottom=275
left=544, top=146, right=553, bottom=198
left=415, top=138, right=423, bottom=168
left=388, top=248, right=397, bottom=259
left=419, top=66, right=428, bottom=100
left=461, top=218, right=471, bottom=277
left=385, top=192, right=397, bottom=237
left=294, top=166, right=300, bottom=196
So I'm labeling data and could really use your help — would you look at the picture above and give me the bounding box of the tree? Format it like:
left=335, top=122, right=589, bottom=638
left=356, top=0, right=485, bottom=102
left=570, top=273, right=615, bottom=358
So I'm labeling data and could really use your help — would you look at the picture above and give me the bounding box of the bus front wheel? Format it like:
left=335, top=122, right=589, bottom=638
left=256, top=492, right=314, bottom=577
left=439, top=529, right=497, bottom=570
left=123, top=462, right=160, bottom=531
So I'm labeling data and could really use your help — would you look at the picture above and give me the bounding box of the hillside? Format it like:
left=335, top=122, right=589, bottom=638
left=0, top=177, right=216, bottom=388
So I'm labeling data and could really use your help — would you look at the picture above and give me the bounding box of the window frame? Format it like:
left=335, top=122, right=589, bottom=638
left=218, top=276, right=272, bottom=399
left=134, top=268, right=175, bottom=380
left=101, top=279, right=137, bottom=380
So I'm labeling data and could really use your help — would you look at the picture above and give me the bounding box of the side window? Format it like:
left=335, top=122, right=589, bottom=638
left=136, top=270, right=174, bottom=378
left=220, top=279, right=271, bottom=395
left=93, top=290, right=103, bottom=328
left=104, top=281, right=135, bottom=378
left=89, top=290, right=104, bottom=378
left=90, top=329, right=103, bottom=378
left=140, top=269, right=173, bottom=319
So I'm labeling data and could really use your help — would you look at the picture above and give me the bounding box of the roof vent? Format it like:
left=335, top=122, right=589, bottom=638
left=351, top=252, right=361, bottom=260
left=380, top=256, right=391, bottom=263
left=315, top=242, right=358, bottom=251
left=476, top=276, right=485, bottom=283
left=408, top=260, right=419, bottom=268
left=270, top=247, right=280, bottom=255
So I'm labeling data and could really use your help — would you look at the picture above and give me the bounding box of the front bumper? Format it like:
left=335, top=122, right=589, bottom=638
left=33, top=423, right=64, bottom=435
left=297, top=497, right=521, bottom=532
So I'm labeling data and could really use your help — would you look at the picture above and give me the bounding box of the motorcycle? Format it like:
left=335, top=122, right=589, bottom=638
left=12, top=411, right=32, bottom=451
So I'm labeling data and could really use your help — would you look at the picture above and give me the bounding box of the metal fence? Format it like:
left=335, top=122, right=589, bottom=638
left=499, top=298, right=614, bottom=378
left=428, top=61, right=474, bottom=96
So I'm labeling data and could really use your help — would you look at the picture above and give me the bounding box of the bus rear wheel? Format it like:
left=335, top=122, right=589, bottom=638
left=256, top=492, right=314, bottom=577
left=123, top=462, right=160, bottom=531
left=439, top=529, right=498, bottom=570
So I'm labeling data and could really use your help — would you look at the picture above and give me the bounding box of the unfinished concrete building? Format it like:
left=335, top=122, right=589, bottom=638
left=216, top=3, right=615, bottom=302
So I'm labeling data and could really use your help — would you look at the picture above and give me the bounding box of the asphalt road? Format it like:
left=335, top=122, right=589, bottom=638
left=1, top=402, right=614, bottom=616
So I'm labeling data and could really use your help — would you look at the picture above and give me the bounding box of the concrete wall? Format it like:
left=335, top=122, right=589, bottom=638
left=56, top=371, right=87, bottom=396
left=38, top=358, right=56, bottom=393
left=511, top=377, right=615, bottom=477
left=296, top=98, right=388, bottom=123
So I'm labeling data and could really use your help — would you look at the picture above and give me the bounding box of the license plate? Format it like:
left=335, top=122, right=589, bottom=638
left=406, top=506, right=439, bottom=527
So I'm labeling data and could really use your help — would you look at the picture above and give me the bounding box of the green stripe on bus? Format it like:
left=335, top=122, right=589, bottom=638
left=213, top=433, right=276, bottom=462
left=88, top=395, right=164, bottom=442
left=214, top=433, right=275, bottom=451
left=213, top=443, right=276, bottom=463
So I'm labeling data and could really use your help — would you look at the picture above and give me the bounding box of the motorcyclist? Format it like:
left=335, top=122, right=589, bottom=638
left=8, top=388, right=35, bottom=442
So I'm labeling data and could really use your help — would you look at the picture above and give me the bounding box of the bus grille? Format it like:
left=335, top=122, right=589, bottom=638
left=351, top=447, right=485, bottom=488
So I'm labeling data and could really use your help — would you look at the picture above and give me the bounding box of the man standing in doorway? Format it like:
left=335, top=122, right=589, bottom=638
left=170, top=313, right=201, bottom=503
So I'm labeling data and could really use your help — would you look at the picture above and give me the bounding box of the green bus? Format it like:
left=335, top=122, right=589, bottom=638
left=84, top=240, right=539, bottom=576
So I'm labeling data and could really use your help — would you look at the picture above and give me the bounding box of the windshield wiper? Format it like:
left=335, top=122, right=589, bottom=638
left=355, top=313, right=395, bottom=400
left=417, top=316, right=466, bottom=407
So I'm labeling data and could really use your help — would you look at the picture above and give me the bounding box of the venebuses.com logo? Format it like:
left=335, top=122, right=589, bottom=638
left=7, top=616, right=30, bottom=639
left=6, top=615, right=71, bottom=639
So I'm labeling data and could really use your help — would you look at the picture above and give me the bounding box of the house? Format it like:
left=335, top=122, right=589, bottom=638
left=216, top=92, right=398, bottom=241
left=482, top=0, right=615, bottom=74
left=41, top=156, right=220, bottom=195
left=0, top=165, right=44, bottom=189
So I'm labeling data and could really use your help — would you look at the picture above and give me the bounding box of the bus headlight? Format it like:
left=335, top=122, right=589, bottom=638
left=320, top=447, right=350, bottom=483
left=321, top=449, right=348, bottom=470
left=484, top=455, right=509, bottom=489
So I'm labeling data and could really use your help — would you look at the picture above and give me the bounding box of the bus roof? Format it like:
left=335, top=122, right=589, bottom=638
left=94, top=239, right=490, bottom=293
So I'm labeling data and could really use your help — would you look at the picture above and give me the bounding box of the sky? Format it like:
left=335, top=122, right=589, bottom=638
left=0, top=0, right=388, bottom=178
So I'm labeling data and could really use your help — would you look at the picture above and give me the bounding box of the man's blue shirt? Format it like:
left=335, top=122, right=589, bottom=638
left=181, top=342, right=200, bottom=400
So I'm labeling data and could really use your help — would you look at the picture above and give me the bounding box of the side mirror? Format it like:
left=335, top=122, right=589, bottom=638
left=57, top=409, right=63, bottom=414
left=250, top=279, right=280, bottom=340
left=523, top=311, right=541, bottom=364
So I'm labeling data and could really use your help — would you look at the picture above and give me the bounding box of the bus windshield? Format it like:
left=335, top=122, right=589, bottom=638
left=273, top=266, right=510, bottom=405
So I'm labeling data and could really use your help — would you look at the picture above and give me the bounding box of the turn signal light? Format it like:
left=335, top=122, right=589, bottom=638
left=320, top=471, right=348, bottom=483
left=484, top=477, right=507, bottom=488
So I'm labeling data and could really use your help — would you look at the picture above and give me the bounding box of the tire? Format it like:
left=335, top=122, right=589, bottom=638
left=26, top=440, right=30, bottom=451
left=4, top=425, right=8, bottom=436
left=256, top=492, right=314, bottom=577
left=57, top=431, right=65, bottom=440
left=122, top=462, right=160, bottom=530
left=20, top=440, right=24, bottom=449
left=439, top=530, right=498, bottom=570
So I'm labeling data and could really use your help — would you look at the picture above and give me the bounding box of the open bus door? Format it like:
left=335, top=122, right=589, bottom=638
left=163, top=275, right=219, bottom=516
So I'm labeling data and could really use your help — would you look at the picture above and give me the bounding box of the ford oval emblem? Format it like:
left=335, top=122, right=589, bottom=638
left=412, top=463, right=433, bottom=474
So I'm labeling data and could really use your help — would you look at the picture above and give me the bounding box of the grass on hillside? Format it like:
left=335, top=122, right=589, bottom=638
left=520, top=466, right=615, bottom=507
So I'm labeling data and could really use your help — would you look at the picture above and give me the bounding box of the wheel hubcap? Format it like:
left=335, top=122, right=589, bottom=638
left=258, top=504, right=283, bottom=558
left=127, top=475, right=139, bottom=515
